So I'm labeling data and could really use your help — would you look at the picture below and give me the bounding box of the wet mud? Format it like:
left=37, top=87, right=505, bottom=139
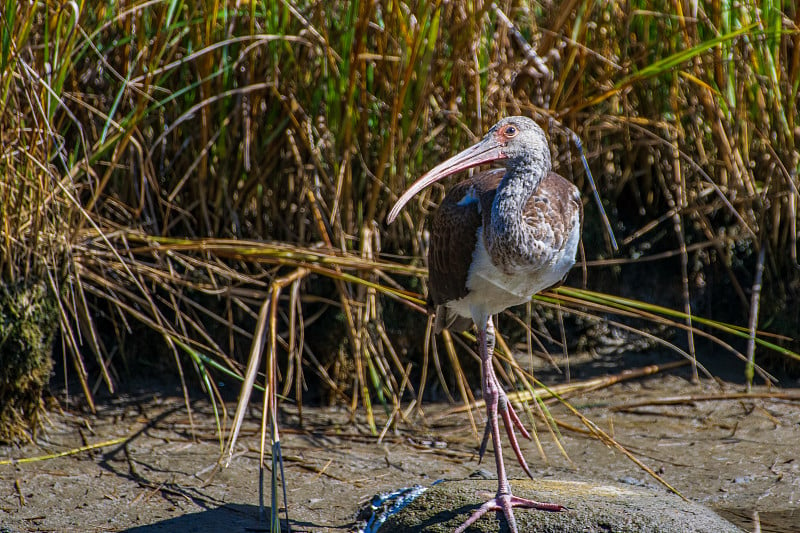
left=1, top=373, right=798, bottom=532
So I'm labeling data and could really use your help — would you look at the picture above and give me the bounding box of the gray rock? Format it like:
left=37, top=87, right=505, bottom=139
left=379, top=478, right=744, bottom=532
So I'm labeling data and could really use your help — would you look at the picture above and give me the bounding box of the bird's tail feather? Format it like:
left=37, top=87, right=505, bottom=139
left=434, top=305, right=473, bottom=334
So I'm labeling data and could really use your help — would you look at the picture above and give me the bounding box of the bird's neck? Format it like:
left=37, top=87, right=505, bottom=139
left=492, top=163, right=544, bottom=231
left=487, top=165, right=546, bottom=268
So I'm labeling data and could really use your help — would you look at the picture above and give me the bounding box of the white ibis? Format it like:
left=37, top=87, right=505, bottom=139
left=387, top=116, right=579, bottom=532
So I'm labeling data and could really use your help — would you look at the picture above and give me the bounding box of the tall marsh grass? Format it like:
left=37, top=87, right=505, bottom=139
left=1, top=0, right=798, bottom=441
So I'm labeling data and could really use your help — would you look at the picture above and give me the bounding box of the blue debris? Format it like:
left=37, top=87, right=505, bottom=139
left=358, top=479, right=444, bottom=533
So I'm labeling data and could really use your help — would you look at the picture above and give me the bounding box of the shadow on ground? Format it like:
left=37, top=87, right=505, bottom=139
left=119, top=503, right=321, bottom=533
left=120, top=503, right=261, bottom=532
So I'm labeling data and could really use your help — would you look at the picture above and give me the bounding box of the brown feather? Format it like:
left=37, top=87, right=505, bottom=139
left=428, top=169, right=581, bottom=332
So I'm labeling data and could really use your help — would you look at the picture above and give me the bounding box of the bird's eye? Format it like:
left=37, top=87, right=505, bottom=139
left=504, top=125, right=517, bottom=137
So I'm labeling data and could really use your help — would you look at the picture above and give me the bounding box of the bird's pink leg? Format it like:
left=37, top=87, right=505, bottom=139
left=476, top=316, right=534, bottom=476
left=455, top=317, right=564, bottom=533
left=478, top=386, right=535, bottom=478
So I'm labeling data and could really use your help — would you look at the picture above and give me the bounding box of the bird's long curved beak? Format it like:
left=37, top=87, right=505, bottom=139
left=386, top=137, right=506, bottom=224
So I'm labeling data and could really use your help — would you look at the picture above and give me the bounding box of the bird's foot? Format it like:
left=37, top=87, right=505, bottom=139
left=478, top=390, right=534, bottom=478
left=453, top=491, right=564, bottom=533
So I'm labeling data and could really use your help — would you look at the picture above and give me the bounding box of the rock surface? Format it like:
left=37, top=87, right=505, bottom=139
left=379, top=478, right=744, bottom=533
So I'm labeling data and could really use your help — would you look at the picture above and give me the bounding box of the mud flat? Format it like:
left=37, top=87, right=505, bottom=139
left=1, top=374, right=798, bottom=532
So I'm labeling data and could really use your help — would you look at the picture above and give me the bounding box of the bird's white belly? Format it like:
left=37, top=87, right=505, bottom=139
left=447, top=226, right=578, bottom=322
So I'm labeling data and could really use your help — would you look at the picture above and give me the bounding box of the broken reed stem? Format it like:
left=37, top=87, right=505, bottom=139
left=612, top=390, right=800, bottom=410
left=0, top=436, right=130, bottom=465
left=415, top=313, right=434, bottom=417
left=431, top=333, right=454, bottom=403
left=262, top=282, right=280, bottom=530
left=654, top=143, right=698, bottom=383
left=671, top=126, right=698, bottom=384
left=745, top=243, right=766, bottom=391
left=225, top=267, right=309, bottom=467
left=263, top=268, right=309, bottom=530
left=675, top=213, right=697, bottom=383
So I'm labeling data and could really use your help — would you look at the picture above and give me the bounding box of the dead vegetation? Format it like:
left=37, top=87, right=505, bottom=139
left=0, top=1, right=798, bottom=452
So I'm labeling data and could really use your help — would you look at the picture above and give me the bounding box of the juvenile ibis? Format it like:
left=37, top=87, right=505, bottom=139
left=387, top=116, right=580, bottom=532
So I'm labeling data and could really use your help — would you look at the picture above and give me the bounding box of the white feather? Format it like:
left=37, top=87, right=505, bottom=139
left=446, top=220, right=579, bottom=325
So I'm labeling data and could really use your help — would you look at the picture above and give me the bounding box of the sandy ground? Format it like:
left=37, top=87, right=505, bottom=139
left=1, top=372, right=799, bottom=533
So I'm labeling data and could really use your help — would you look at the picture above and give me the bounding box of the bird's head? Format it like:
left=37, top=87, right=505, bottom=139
left=387, top=116, right=550, bottom=224
left=486, top=116, right=551, bottom=175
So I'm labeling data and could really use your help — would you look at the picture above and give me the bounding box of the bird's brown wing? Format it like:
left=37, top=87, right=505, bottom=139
left=427, top=170, right=580, bottom=330
left=520, top=171, right=582, bottom=286
left=546, top=173, right=583, bottom=289
left=428, top=169, right=504, bottom=331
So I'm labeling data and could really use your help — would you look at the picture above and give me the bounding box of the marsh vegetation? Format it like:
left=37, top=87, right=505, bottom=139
left=1, top=0, right=798, bottom=448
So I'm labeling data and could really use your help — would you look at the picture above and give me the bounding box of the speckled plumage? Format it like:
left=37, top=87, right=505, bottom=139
left=386, top=116, right=577, bottom=533
left=427, top=126, right=582, bottom=333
